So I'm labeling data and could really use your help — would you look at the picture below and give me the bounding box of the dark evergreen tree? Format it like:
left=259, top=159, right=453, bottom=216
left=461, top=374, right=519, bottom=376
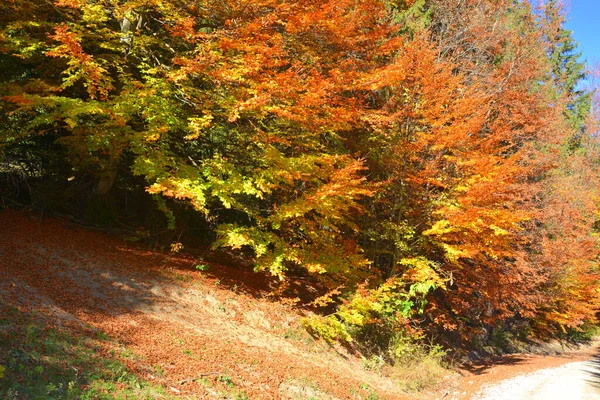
left=541, top=0, right=591, bottom=131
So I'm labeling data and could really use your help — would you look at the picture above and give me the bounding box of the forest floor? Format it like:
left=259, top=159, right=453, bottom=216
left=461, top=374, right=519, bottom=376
left=0, top=208, right=598, bottom=399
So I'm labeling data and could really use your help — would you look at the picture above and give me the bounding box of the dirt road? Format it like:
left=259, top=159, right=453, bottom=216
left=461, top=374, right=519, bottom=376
left=473, top=354, right=600, bottom=399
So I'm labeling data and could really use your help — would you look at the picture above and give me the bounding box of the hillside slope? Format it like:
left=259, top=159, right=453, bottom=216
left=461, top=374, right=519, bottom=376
left=0, top=209, right=422, bottom=399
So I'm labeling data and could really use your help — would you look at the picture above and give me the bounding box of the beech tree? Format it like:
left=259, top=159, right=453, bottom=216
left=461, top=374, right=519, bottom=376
left=1, top=0, right=599, bottom=349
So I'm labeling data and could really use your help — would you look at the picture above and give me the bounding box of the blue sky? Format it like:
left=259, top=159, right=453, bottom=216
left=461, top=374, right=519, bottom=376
left=564, top=0, right=600, bottom=65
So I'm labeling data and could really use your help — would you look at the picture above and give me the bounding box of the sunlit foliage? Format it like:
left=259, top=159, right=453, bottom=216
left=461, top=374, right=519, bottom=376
left=1, top=0, right=599, bottom=349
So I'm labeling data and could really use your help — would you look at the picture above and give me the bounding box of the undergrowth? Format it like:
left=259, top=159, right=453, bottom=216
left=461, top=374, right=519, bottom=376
left=389, top=337, right=448, bottom=392
left=304, top=312, right=449, bottom=392
left=303, top=276, right=450, bottom=392
left=0, top=300, right=176, bottom=400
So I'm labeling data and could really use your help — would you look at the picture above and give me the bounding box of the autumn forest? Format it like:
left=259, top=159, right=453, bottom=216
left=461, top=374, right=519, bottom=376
left=2, top=0, right=600, bottom=372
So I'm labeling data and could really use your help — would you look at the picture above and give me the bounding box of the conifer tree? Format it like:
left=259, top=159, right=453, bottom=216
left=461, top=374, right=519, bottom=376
left=541, top=0, right=591, bottom=130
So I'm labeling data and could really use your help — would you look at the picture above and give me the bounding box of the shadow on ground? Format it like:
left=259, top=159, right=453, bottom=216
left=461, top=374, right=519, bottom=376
left=0, top=208, right=328, bottom=326
left=461, top=355, right=529, bottom=376
left=583, top=350, right=600, bottom=389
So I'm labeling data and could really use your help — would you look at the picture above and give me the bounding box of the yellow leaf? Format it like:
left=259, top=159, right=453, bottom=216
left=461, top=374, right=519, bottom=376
left=423, top=219, right=454, bottom=236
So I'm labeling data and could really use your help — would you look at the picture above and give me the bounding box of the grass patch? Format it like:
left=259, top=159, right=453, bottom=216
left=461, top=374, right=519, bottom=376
left=391, top=341, right=449, bottom=392
left=0, top=301, right=177, bottom=399
left=353, top=330, right=450, bottom=393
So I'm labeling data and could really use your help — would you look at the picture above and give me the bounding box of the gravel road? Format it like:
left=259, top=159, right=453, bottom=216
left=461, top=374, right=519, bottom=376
left=473, top=354, right=600, bottom=400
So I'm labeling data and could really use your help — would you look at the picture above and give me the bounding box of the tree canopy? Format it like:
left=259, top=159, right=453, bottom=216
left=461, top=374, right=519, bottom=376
left=2, top=0, right=599, bottom=350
